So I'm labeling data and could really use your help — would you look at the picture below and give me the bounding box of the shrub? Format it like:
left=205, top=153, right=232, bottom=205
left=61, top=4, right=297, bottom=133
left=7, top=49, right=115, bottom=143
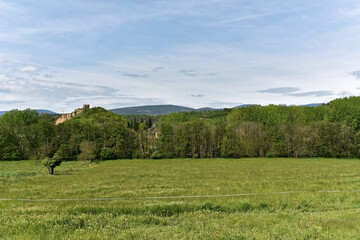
left=100, top=148, right=115, bottom=160
left=0, top=146, right=21, bottom=161
left=150, top=151, right=164, bottom=159
left=201, top=202, right=223, bottom=212
left=265, top=151, right=275, bottom=158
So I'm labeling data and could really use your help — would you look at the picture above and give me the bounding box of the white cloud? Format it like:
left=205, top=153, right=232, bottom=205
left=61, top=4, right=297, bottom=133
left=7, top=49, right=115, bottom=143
left=18, top=65, right=38, bottom=72
left=207, top=101, right=242, bottom=108
left=0, top=69, right=167, bottom=112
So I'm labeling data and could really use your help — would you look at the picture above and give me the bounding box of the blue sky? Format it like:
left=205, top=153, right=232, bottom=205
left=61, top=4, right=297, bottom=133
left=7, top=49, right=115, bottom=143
left=1, top=0, right=360, bottom=112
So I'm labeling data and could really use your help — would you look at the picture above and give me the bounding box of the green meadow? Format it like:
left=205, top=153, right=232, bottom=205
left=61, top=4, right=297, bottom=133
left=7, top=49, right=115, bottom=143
left=1, top=158, right=360, bottom=239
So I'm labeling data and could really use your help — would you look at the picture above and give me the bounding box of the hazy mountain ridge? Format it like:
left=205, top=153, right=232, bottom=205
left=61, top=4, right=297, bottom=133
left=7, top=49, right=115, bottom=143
left=301, top=103, right=324, bottom=107
left=110, top=105, right=195, bottom=115
left=0, top=109, right=56, bottom=116
left=0, top=103, right=325, bottom=117
left=110, top=103, right=325, bottom=115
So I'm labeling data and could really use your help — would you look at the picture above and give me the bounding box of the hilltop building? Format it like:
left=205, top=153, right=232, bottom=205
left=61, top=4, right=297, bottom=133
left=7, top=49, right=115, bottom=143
left=55, top=104, right=90, bottom=125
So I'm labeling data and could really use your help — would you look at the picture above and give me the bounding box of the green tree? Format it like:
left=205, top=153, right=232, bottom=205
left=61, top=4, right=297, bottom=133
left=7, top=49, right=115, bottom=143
left=42, top=157, right=62, bottom=175
left=78, top=141, right=97, bottom=162
left=54, top=144, right=73, bottom=161
left=138, top=122, right=149, bottom=158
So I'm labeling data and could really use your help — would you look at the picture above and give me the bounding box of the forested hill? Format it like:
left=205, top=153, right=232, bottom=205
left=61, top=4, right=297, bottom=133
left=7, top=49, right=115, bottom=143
left=1, top=96, right=360, bottom=161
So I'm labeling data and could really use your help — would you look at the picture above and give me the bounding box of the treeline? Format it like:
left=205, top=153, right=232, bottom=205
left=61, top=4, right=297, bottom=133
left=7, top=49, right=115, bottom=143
left=1, top=96, right=360, bottom=161
left=157, top=97, right=360, bottom=158
left=122, top=114, right=162, bottom=130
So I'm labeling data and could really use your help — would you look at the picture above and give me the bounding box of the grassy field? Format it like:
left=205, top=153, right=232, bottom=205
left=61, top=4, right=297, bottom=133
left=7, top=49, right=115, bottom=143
left=1, top=158, right=360, bottom=239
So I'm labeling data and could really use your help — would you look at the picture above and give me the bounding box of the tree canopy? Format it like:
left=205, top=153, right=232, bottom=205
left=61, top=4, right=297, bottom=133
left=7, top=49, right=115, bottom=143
left=2, top=97, right=360, bottom=161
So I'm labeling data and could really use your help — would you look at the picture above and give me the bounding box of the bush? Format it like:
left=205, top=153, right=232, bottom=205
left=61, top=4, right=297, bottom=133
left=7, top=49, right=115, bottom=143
left=150, top=151, right=164, bottom=159
left=201, top=202, right=222, bottom=212
left=100, top=148, right=115, bottom=160
left=265, top=151, right=275, bottom=158
left=0, top=146, right=21, bottom=161
left=2, top=151, right=21, bottom=161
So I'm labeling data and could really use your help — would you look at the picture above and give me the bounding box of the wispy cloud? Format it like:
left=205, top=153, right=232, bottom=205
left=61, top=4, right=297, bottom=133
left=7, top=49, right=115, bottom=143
left=178, top=69, right=217, bottom=77
left=43, top=74, right=54, bottom=78
left=0, top=88, right=10, bottom=93
left=0, top=76, right=115, bottom=97
left=191, top=94, right=205, bottom=97
left=152, top=67, right=165, bottom=71
left=207, top=101, right=241, bottom=108
left=288, top=91, right=334, bottom=97
left=179, top=69, right=197, bottom=77
left=259, top=87, right=335, bottom=98
left=18, top=65, right=38, bottom=72
left=259, top=87, right=300, bottom=94
left=119, top=71, right=149, bottom=78
left=0, top=100, right=24, bottom=104
left=205, top=73, right=217, bottom=76
left=338, top=91, right=353, bottom=97
left=214, top=10, right=291, bottom=26
left=0, top=60, right=54, bottom=78
left=0, top=74, right=168, bottom=111
left=350, top=70, right=360, bottom=79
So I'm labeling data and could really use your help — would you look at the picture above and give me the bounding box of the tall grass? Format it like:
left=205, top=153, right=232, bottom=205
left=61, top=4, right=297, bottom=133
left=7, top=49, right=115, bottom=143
left=1, top=158, right=360, bottom=239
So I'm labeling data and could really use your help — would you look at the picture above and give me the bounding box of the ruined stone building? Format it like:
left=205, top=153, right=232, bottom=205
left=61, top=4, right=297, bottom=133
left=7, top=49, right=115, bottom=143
left=55, top=104, right=90, bottom=125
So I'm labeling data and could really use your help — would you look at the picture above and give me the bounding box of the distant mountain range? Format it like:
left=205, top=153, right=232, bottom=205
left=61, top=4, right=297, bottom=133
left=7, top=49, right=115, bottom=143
left=0, top=109, right=56, bottom=116
left=301, top=103, right=324, bottom=107
left=234, top=104, right=254, bottom=108
left=109, top=103, right=326, bottom=115
left=110, top=105, right=195, bottom=115
left=0, top=103, right=326, bottom=117
left=109, top=104, right=256, bottom=115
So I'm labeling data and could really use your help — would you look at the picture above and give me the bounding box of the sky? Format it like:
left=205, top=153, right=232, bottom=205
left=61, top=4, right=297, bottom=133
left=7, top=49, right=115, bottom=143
left=1, top=0, right=360, bottom=112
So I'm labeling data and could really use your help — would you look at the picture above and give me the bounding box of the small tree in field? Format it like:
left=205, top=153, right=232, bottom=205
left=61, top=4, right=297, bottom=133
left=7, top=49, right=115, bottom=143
left=42, top=157, right=62, bottom=175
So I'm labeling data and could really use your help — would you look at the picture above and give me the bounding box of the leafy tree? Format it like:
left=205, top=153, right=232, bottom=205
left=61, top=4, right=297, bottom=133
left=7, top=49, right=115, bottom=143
left=158, top=122, right=175, bottom=158
left=147, top=117, right=153, bottom=128
left=78, top=141, right=97, bottom=162
left=138, top=122, right=149, bottom=158
left=54, top=144, right=73, bottom=161
left=42, top=157, right=62, bottom=174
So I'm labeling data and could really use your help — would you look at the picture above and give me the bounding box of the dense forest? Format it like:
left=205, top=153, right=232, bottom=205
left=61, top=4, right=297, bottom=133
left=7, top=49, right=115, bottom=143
left=1, top=96, right=360, bottom=161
